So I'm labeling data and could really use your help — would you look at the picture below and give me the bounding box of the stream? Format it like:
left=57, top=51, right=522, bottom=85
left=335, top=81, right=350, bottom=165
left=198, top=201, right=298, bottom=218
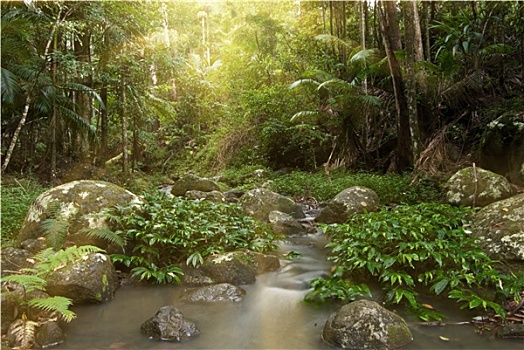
left=58, top=230, right=523, bottom=349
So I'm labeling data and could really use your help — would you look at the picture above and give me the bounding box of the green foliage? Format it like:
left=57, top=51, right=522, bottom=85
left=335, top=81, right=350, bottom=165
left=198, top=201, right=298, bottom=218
left=108, top=192, right=282, bottom=284
left=270, top=170, right=441, bottom=204
left=307, top=203, right=524, bottom=321
left=220, top=165, right=273, bottom=189
left=0, top=178, right=47, bottom=246
left=0, top=245, right=103, bottom=326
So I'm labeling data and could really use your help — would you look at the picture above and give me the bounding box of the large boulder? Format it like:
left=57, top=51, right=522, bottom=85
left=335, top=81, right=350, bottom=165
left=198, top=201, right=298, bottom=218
left=470, top=193, right=524, bottom=273
left=444, top=167, right=514, bottom=207
left=45, top=252, right=119, bottom=304
left=239, top=188, right=304, bottom=222
left=479, top=113, right=524, bottom=186
left=141, top=306, right=199, bottom=342
left=171, top=174, right=221, bottom=197
left=185, top=190, right=225, bottom=203
left=322, top=300, right=413, bottom=350
left=0, top=247, right=32, bottom=277
left=315, top=186, right=380, bottom=224
left=16, top=180, right=142, bottom=251
left=269, top=210, right=308, bottom=236
left=180, top=251, right=280, bottom=286
left=180, top=283, right=246, bottom=302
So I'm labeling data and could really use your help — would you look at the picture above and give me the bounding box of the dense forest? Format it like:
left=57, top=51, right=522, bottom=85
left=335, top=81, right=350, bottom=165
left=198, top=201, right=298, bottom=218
left=2, top=0, right=523, bottom=183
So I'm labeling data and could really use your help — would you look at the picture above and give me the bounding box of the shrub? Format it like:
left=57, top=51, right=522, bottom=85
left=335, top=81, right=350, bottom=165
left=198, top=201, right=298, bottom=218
left=306, top=203, right=524, bottom=321
left=109, top=192, right=282, bottom=284
left=1, top=177, right=47, bottom=246
left=270, top=170, right=442, bottom=204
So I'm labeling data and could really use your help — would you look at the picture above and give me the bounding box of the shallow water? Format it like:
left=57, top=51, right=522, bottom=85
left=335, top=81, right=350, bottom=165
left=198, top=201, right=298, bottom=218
left=57, top=231, right=523, bottom=350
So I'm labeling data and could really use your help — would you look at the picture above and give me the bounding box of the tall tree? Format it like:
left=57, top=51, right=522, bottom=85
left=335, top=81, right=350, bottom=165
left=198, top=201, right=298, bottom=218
left=377, top=0, right=412, bottom=171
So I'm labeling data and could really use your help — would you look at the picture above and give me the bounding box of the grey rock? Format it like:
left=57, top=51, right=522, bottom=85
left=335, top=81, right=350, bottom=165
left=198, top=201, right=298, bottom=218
left=185, top=190, right=225, bottom=203
left=470, top=193, right=524, bottom=273
left=45, top=252, right=119, bottom=304
left=141, top=306, right=199, bottom=342
left=444, top=167, right=514, bottom=207
left=16, top=180, right=141, bottom=252
left=322, top=299, right=413, bottom=350
left=181, top=283, right=246, bottom=302
left=171, top=174, right=221, bottom=197
left=316, top=186, right=380, bottom=224
left=239, top=188, right=304, bottom=222
left=269, top=210, right=308, bottom=235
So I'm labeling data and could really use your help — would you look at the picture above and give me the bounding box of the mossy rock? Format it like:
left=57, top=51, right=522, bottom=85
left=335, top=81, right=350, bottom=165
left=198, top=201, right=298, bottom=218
left=16, top=180, right=141, bottom=251
left=470, top=193, right=524, bottom=274
left=444, top=167, right=514, bottom=207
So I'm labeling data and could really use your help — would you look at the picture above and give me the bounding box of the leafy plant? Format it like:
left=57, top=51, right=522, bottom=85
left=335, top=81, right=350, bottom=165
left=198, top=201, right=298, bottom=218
left=270, top=170, right=441, bottom=204
left=108, top=191, right=282, bottom=284
left=0, top=177, right=47, bottom=246
left=307, top=203, right=524, bottom=321
left=2, top=245, right=103, bottom=318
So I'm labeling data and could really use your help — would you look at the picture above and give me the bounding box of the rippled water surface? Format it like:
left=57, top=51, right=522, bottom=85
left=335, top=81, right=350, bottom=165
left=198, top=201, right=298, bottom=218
left=58, top=232, right=523, bottom=349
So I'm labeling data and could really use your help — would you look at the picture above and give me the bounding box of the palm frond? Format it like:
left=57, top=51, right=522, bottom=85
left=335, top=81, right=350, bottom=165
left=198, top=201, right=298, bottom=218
left=314, top=34, right=353, bottom=48
left=60, top=82, right=106, bottom=110
left=290, top=110, right=321, bottom=122
left=440, top=70, right=487, bottom=109
left=28, top=296, right=76, bottom=322
left=288, top=78, right=320, bottom=90
left=317, top=78, right=357, bottom=92
left=55, top=103, right=97, bottom=140
left=349, top=48, right=379, bottom=64
left=1, top=67, right=20, bottom=104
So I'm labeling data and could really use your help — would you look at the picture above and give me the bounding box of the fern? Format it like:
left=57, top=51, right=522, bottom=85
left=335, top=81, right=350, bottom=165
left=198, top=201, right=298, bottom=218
left=39, top=200, right=70, bottom=250
left=30, top=245, right=104, bottom=277
left=28, top=296, right=76, bottom=322
left=82, top=227, right=126, bottom=249
left=41, top=218, right=70, bottom=250
left=9, top=318, right=38, bottom=349
left=0, top=274, right=47, bottom=292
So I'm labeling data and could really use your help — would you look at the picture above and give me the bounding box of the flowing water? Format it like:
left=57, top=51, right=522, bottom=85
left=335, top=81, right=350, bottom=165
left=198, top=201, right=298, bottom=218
left=57, top=231, right=522, bottom=350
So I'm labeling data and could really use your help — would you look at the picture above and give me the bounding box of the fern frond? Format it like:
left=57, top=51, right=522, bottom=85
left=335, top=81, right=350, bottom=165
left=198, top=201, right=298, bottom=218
left=9, top=318, right=37, bottom=349
left=0, top=274, right=47, bottom=292
left=40, top=218, right=69, bottom=250
left=28, top=296, right=76, bottom=322
left=83, top=227, right=126, bottom=249
left=31, top=246, right=105, bottom=277
left=290, top=111, right=321, bottom=122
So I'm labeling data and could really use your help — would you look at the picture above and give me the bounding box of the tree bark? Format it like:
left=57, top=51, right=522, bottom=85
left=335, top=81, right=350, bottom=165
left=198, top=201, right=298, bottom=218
left=121, top=68, right=129, bottom=175
left=402, top=1, right=423, bottom=166
left=378, top=1, right=412, bottom=172
left=1, top=96, right=31, bottom=172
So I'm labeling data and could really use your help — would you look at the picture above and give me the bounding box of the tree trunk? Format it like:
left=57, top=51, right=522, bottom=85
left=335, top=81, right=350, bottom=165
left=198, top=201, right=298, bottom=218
left=1, top=96, right=31, bottom=172
left=100, top=86, right=108, bottom=155
left=378, top=1, right=412, bottom=172
left=121, top=68, right=129, bottom=175
left=402, top=1, right=423, bottom=166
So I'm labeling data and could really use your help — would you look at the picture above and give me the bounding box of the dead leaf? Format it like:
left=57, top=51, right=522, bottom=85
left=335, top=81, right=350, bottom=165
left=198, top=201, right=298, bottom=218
left=421, top=303, right=434, bottom=309
left=439, top=336, right=450, bottom=341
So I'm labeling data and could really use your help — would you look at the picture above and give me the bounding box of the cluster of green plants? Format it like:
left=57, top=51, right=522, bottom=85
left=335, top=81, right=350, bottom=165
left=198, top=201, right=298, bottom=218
left=0, top=245, right=103, bottom=348
left=1, top=177, right=48, bottom=246
left=270, top=170, right=442, bottom=204
left=305, top=202, right=524, bottom=321
left=106, top=192, right=282, bottom=284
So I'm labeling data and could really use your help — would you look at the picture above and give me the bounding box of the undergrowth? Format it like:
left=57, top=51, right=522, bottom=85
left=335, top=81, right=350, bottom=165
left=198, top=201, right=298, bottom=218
left=107, top=192, right=282, bottom=284
left=305, top=203, right=524, bottom=321
left=1, top=177, right=47, bottom=246
left=269, top=170, right=442, bottom=204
